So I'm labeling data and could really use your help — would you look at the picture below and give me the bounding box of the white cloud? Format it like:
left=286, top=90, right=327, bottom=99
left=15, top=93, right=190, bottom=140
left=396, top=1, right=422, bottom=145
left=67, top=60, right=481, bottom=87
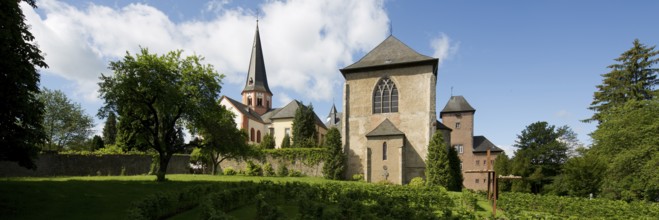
left=555, top=110, right=571, bottom=119
left=430, top=33, right=459, bottom=69
left=22, top=0, right=389, bottom=104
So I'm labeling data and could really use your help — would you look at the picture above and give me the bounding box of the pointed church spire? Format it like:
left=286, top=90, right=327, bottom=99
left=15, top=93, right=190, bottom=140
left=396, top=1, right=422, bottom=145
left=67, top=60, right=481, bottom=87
left=243, top=23, right=272, bottom=95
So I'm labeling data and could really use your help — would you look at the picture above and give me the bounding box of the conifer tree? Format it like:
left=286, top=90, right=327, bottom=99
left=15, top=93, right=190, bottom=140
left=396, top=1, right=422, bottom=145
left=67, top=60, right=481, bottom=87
left=292, top=102, right=317, bottom=147
left=281, top=133, right=291, bottom=148
left=447, top=145, right=463, bottom=191
left=425, top=131, right=451, bottom=188
left=322, top=127, right=345, bottom=180
left=102, top=111, right=117, bottom=145
left=587, top=39, right=659, bottom=123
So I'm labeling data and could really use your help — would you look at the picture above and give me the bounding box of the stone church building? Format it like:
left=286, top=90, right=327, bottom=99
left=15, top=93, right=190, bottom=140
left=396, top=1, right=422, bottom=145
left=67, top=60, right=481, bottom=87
left=339, top=35, right=502, bottom=189
left=220, top=24, right=327, bottom=148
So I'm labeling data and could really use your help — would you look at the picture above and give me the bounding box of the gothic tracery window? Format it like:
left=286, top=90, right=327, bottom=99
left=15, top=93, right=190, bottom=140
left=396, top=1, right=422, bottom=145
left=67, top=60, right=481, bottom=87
left=373, top=77, right=398, bottom=114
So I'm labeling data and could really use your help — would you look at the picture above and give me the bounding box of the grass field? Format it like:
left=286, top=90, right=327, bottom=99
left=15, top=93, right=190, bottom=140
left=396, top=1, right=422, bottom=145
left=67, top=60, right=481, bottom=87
left=0, top=174, right=496, bottom=219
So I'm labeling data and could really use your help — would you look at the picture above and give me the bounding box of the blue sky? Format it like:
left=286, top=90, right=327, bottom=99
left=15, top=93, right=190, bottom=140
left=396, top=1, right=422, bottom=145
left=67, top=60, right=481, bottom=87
left=24, top=0, right=659, bottom=155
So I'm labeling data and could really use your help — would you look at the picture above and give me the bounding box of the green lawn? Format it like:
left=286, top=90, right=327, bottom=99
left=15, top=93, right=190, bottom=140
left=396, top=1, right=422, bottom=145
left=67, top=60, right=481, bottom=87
left=0, top=175, right=498, bottom=219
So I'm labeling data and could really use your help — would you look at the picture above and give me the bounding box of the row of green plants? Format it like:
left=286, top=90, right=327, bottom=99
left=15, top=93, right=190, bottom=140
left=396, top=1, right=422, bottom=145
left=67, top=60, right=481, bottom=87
left=222, top=161, right=303, bottom=177
left=200, top=181, right=457, bottom=219
left=498, top=192, right=659, bottom=219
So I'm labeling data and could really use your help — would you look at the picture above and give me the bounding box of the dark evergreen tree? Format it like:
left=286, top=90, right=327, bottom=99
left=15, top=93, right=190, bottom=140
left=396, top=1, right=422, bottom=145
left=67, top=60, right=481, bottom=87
left=259, top=133, right=275, bottom=149
left=322, top=127, right=345, bottom=180
left=102, top=111, right=117, bottom=145
left=281, top=133, right=291, bottom=148
left=587, top=39, right=659, bottom=123
left=91, top=135, right=104, bottom=151
left=0, top=0, right=47, bottom=169
left=425, top=131, right=451, bottom=188
left=292, top=102, right=317, bottom=148
left=447, top=145, right=463, bottom=191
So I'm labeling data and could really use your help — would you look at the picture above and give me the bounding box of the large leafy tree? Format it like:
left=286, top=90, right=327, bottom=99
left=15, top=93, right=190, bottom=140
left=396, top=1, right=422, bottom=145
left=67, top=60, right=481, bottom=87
left=425, top=131, right=453, bottom=188
left=548, top=150, right=606, bottom=198
left=99, top=48, right=223, bottom=181
left=0, top=0, right=47, bottom=169
left=38, top=88, right=94, bottom=151
left=102, top=111, right=117, bottom=145
left=292, top=102, right=318, bottom=148
left=510, top=122, right=569, bottom=193
left=494, top=152, right=512, bottom=191
left=587, top=39, right=659, bottom=123
left=322, top=127, right=345, bottom=180
left=590, top=99, right=659, bottom=201
left=193, top=106, right=253, bottom=175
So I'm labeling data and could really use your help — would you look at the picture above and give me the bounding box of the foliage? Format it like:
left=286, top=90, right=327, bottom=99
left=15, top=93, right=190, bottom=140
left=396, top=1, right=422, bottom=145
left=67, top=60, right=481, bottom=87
left=102, top=111, right=117, bottom=145
left=280, top=133, right=291, bottom=148
left=548, top=150, right=606, bottom=197
left=292, top=102, right=318, bottom=147
left=262, top=148, right=331, bottom=166
left=223, top=167, right=237, bottom=176
left=322, top=127, right=345, bottom=180
left=587, top=39, right=659, bottom=123
left=91, top=135, right=104, bottom=151
left=425, top=131, right=454, bottom=188
left=493, top=152, right=512, bottom=191
left=262, top=162, right=275, bottom=177
left=193, top=107, right=254, bottom=175
left=98, top=48, right=223, bottom=181
left=351, top=174, right=364, bottom=181
left=0, top=0, right=47, bottom=169
left=590, top=99, right=659, bottom=201
left=37, top=88, right=94, bottom=151
left=259, top=133, right=275, bottom=149
left=447, top=144, right=463, bottom=191
left=499, top=192, right=659, bottom=219
left=275, top=164, right=288, bottom=177
left=408, top=177, right=425, bottom=187
left=288, top=169, right=303, bottom=177
left=511, top=121, right=569, bottom=193
left=246, top=161, right=262, bottom=176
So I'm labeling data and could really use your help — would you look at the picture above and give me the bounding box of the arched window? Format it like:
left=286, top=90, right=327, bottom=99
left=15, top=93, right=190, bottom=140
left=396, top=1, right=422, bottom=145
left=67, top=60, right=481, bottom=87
left=247, top=96, right=253, bottom=106
left=382, top=142, right=387, bottom=160
left=257, top=130, right=261, bottom=143
left=373, top=77, right=398, bottom=114
left=250, top=128, right=255, bottom=142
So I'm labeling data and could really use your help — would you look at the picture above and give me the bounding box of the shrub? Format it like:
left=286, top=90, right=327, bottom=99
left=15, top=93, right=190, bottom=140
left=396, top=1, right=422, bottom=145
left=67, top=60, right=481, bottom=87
left=223, top=167, right=237, bottom=176
left=276, top=164, right=289, bottom=177
left=352, top=174, right=364, bottom=181
left=408, top=177, right=425, bottom=187
left=246, top=161, right=262, bottom=176
left=288, top=169, right=303, bottom=177
left=262, top=162, right=275, bottom=177
left=376, top=180, right=394, bottom=185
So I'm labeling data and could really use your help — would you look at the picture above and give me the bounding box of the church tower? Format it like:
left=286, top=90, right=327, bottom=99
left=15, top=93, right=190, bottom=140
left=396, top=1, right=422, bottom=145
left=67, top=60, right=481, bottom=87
left=242, top=23, right=273, bottom=115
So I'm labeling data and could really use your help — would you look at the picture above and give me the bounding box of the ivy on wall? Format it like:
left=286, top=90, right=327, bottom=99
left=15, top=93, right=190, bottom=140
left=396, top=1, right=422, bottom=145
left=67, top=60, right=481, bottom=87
left=262, top=148, right=332, bottom=166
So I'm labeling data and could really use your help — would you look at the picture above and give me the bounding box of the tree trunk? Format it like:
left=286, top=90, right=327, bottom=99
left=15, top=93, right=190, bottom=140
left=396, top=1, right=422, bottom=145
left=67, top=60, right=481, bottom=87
left=156, top=153, right=172, bottom=182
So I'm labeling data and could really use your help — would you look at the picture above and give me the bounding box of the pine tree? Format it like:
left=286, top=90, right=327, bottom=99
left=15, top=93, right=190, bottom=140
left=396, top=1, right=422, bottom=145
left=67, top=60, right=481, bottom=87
left=322, top=127, right=345, bottom=180
left=103, top=112, right=117, bottom=145
left=587, top=39, right=659, bottom=123
left=425, top=131, right=451, bottom=187
left=292, top=102, right=317, bottom=148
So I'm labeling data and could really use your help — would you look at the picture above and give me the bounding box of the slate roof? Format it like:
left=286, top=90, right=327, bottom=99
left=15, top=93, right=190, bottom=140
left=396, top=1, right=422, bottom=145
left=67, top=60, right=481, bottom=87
left=266, top=100, right=327, bottom=129
left=473, top=136, right=503, bottom=153
left=242, top=24, right=272, bottom=95
left=436, top=120, right=452, bottom=131
left=340, top=35, right=438, bottom=75
left=440, top=96, right=476, bottom=115
left=366, top=119, right=405, bottom=137
left=221, top=96, right=263, bottom=123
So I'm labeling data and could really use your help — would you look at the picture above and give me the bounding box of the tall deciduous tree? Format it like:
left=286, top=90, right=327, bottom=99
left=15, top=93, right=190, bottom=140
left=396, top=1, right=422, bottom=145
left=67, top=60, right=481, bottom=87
left=38, top=88, right=94, bottom=151
left=322, top=127, right=345, bottom=180
left=193, top=106, right=253, bottom=175
left=511, top=122, right=569, bottom=193
left=99, top=48, right=223, bottom=181
left=0, top=0, right=47, bottom=169
left=102, top=111, right=117, bottom=145
left=425, top=131, right=453, bottom=188
left=292, top=102, right=318, bottom=148
left=590, top=99, right=659, bottom=201
left=587, top=39, right=659, bottom=123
